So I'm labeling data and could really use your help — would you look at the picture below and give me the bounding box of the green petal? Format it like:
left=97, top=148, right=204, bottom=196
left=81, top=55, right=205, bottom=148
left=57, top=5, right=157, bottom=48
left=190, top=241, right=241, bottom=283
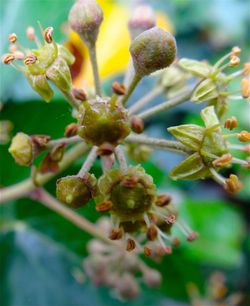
left=168, top=124, right=204, bottom=151
left=178, top=58, right=212, bottom=78
left=200, top=105, right=220, bottom=128
left=25, top=73, right=54, bottom=102
left=170, top=152, right=209, bottom=180
left=191, top=79, right=218, bottom=103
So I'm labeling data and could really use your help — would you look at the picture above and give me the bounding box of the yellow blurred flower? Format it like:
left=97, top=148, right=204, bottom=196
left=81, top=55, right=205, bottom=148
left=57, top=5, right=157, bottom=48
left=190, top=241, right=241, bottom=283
left=66, top=1, right=174, bottom=88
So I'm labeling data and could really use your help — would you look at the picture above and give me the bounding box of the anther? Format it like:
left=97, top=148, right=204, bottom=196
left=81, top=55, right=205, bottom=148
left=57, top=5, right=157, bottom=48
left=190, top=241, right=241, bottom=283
left=26, top=26, right=35, bottom=41
left=229, top=56, right=240, bottom=67
left=241, top=78, right=250, bottom=98
left=224, top=116, right=238, bottom=130
left=112, top=82, right=126, bottom=95
left=97, top=143, right=115, bottom=156
left=2, top=54, right=15, bottom=64
left=144, top=246, right=152, bottom=257
left=172, top=237, right=180, bottom=247
left=72, top=88, right=87, bottom=101
left=130, top=116, right=144, bottom=134
left=237, top=131, right=250, bottom=142
left=166, top=214, right=176, bottom=225
left=24, top=54, right=37, bottom=65
left=231, top=46, right=241, bottom=55
left=8, top=33, right=17, bottom=43
left=212, top=153, right=232, bottom=167
left=155, top=194, right=172, bottom=207
left=186, top=232, right=198, bottom=242
left=243, top=63, right=250, bottom=76
left=224, top=174, right=242, bottom=193
left=109, top=228, right=124, bottom=240
left=96, top=201, right=113, bottom=212
left=44, top=27, right=54, bottom=43
left=64, top=123, right=78, bottom=137
left=147, top=224, right=158, bottom=241
left=126, top=238, right=136, bottom=251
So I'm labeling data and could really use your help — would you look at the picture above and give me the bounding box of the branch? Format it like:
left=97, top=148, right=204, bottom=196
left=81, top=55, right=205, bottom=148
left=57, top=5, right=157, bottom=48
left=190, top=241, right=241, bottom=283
left=47, top=135, right=82, bottom=149
left=0, top=142, right=89, bottom=204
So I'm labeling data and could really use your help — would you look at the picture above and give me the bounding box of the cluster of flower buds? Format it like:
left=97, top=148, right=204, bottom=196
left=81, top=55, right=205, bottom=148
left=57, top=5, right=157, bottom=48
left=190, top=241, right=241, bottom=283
left=83, top=217, right=162, bottom=300
left=2, top=26, right=75, bottom=102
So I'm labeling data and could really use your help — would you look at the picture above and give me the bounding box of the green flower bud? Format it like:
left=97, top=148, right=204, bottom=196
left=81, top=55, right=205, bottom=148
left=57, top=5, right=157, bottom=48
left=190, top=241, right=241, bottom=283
left=130, top=27, right=177, bottom=77
left=97, top=166, right=156, bottom=222
left=126, top=143, right=152, bottom=163
left=68, top=0, right=103, bottom=46
left=78, top=98, right=130, bottom=146
left=56, top=174, right=97, bottom=208
left=9, top=132, right=33, bottom=166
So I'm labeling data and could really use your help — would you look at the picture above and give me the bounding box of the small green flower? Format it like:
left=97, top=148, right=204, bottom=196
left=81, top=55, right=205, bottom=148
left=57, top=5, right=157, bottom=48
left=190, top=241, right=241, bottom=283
left=9, top=132, right=33, bottom=166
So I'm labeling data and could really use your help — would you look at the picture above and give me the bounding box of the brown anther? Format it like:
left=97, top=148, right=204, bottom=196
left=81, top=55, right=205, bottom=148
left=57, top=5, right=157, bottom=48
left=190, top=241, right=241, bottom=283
left=120, top=176, right=139, bottom=188
left=8, top=33, right=17, bottom=43
left=97, top=143, right=115, bottom=156
left=186, top=232, right=198, bottom=242
left=96, top=200, right=113, bottom=212
left=147, top=224, right=158, bottom=241
left=72, top=88, right=87, bottom=101
left=44, top=27, right=54, bottom=43
left=224, top=116, right=238, bottom=130
left=212, top=153, right=233, bottom=167
left=166, top=214, right=176, bottom=225
left=2, top=54, right=15, bottom=64
left=155, top=194, right=172, bottom=207
left=112, top=82, right=126, bottom=95
left=229, top=56, right=240, bottom=67
left=243, top=145, right=250, bottom=153
left=156, top=246, right=166, bottom=257
left=144, top=246, right=152, bottom=257
left=109, top=228, right=124, bottom=240
left=131, top=116, right=144, bottom=134
left=64, top=123, right=78, bottom=137
left=26, top=26, right=35, bottom=41
left=126, top=238, right=136, bottom=251
left=241, top=78, right=250, bottom=98
left=31, top=135, right=51, bottom=149
left=24, top=54, right=37, bottom=65
left=243, top=63, right=250, bottom=76
left=231, top=46, right=241, bottom=55
left=237, top=131, right=250, bottom=142
left=224, top=174, right=242, bottom=193
left=172, top=237, right=180, bottom=247
left=165, top=246, right=172, bottom=255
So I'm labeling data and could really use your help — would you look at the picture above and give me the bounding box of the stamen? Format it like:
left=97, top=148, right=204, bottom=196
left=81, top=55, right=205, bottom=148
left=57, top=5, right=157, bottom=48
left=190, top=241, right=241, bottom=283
left=109, top=228, right=124, bottom=240
left=237, top=131, right=250, bottom=142
left=229, top=56, right=240, bottom=67
left=43, top=27, right=54, bottom=43
left=231, top=157, right=249, bottom=167
left=23, top=54, right=37, bottom=65
left=96, top=200, right=113, bottom=212
left=146, top=224, right=158, bottom=241
left=241, top=78, right=250, bottom=98
left=1, top=54, right=15, bottom=64
left=224, top=174, right=242, bottom=193
left=143, top=213, right=151, bottom=227
left=166, top=214, right=176, bottom=225
left=9, top=44, right=17, bottom=53
left=224, top=116, right=238, bottom=130
left=13, top=51, right=25, bottom=60
left=126, top=238, right=136, bottom=251
left=243, top=63, right=250, bottom=76
left=112, top=82, right=126, bottom=96
left=155, top=194, right=172, bottom=207
left=209, top=167, right=226, bottom=186
left=228, top=144, right=250, bottom=152
left=8, top=33, right=17, bottom=43
left=212, top=153, right=232, bottom=167
left=231, top=46, right=241, bottom=55
left=26, top=26, right=35, bottom=41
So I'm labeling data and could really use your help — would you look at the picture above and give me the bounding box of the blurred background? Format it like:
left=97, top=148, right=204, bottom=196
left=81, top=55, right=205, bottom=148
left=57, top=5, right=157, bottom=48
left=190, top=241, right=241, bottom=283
left=0, top=0, right=250, bottom=305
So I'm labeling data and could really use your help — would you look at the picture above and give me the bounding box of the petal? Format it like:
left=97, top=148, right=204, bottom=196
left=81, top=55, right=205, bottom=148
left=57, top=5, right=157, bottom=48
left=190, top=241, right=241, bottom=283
left=178, top=58, right=212, bottom=78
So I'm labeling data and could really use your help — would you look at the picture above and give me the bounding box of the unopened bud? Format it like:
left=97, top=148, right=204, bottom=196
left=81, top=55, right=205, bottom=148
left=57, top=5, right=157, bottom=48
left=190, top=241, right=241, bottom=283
left=241, top=78, right=250, bottom=98
left=72, top=88, right=87, bottom=101
left=143, top=269, right=162, bottom=288
left=68, top=0, right=103, bottom=46
left=8, top=33, right=17, bottom=43
left=116, top=273, right=140, bottom=300
left=112, top=82, right=126, bottom=95
left=131, top=116, right=144, bottom=134
left=130, top=27, right=177, bottom=76
left=44, top=27, right=54, bottom=43
left=26, top=26, right=35, bottom=41
left=224, top=116, right=238, bottom=130
left=237, top=131, right=250, bottom=142
left=224, top=174, right=242, bottom=193
left=128, top=4, right=156, bottom=40
left=229, top=56, right=240, bottom=67
left=9, top=132, right=33, bottom=166
left=2, top=54, right=15, bottom=64
left=96, top=200, right=113, bottom=212
left=212, top=153, right=232, bottom=167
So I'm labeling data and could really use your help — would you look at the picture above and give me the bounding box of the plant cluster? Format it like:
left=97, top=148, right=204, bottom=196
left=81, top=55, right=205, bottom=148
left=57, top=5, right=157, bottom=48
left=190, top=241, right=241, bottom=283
left=1, top=0, right=249, bottom=300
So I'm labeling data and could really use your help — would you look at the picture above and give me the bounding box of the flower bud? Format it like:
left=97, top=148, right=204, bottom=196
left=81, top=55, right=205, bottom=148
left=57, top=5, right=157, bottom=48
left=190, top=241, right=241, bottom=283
left=9, top=132, right=33, bottom=166
left=56, top=174, right=97, bottom=208
left=68, top=0, right=103, bottom=46
left=142, top=268, right=162, bottom=288
left=130, top=27, right=177, bottom=77
left=128, top=5, right=156, bottom=40
left=115, top=273, right=140, bottom=300
left=126, top=143, right=152, bottom=163
left=130, top=116, right=144, bottom=134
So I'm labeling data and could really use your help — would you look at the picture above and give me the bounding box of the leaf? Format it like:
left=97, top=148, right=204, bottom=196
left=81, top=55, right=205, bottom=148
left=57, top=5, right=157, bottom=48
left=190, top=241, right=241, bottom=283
left=178, top=58, right=212, bottom=78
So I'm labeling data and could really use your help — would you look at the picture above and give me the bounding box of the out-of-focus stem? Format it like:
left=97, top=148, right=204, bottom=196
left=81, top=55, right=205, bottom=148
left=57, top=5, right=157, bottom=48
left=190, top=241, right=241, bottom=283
left=88, top=43, right=102, bottom=97
left=47, top=135, right=82, bottom=149
left=78, top=146, right=98, bottom=177
left=120, top=74, right=142, bottom=106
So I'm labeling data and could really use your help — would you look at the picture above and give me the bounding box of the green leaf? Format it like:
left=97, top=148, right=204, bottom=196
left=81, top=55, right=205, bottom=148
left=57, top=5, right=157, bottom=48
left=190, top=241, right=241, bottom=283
left=178, top=58, right=212, bottom=78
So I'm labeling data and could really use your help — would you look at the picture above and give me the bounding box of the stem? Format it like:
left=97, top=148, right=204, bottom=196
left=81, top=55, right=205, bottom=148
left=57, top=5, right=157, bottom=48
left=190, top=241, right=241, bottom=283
left=88, top=43, right=102, bottom=96
left=137, top=90, right=192, bottom=120
left=0, top=142, right=89, bottom=204
left=47, top=135, right=82, bottom=149
left=128, top=85, right=163, bottom=115
left=209, top=167, right=226, bottom=186
left=78, top=146, right=98, bottom=177
left=30, top=188, right=118, bottom=246
left=125, top=134, right=192, bottom=154
left=61, top=89, right=81, bottom=109
left=120, top=74, right=142, bottom=106
left=123, top=58, right=135, bottom=88
left=115, top=146, right=128, bottom=173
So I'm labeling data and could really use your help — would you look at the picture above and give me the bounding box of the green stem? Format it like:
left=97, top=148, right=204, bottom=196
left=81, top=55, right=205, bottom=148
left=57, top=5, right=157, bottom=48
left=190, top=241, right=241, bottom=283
left=88, top=43, right=102, bottom=97
left=61, top=89, right=81, bottom=109
left=78, top=146, right=98, bottom=177
left=115, top=146, right=128, bottom=173
left=137, top=90, right=192, bottom=120
left=0, top=142, right=89, bottom=204
left=120, top=74, right=142, bottom=106
left=125, top=134, right=192, bottom=154
left=128, top=85, right=163, bottom=115
left=47, top=135, right=82, bottom=149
